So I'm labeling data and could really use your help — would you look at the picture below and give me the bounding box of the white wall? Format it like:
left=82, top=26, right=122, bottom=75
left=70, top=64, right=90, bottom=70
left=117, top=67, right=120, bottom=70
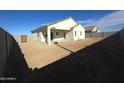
left=72, top=25, right=85, bottom=41
left=65, top=30, right=73, bottom=40
left=39, top=31, right=47, bottom=42
left=32, top=30, right=47, bottom=43
left=32, top=32, right=40, bottom=41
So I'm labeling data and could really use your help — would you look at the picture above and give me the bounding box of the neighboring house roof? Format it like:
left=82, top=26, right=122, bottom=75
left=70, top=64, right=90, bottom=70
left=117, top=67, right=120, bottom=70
left=31, top=17, right=79, bottom=33
left=85, top=26, right=96, bottom=31
left=85, top=26, right=100, bottom=32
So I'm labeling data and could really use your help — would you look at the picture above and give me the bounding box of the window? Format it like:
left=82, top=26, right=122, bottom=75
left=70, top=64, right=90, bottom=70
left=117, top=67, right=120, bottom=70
left=80, top=31, right=82, bottom=35
left=56, top=32, right=59, bottom=35
left=75, top=31, right=76, bottom=36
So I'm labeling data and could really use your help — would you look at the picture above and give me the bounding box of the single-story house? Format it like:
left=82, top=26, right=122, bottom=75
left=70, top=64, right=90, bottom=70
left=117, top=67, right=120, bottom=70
left=31, top=17, right=85, bottom=44
left=85, top=26, right=101, bottom=33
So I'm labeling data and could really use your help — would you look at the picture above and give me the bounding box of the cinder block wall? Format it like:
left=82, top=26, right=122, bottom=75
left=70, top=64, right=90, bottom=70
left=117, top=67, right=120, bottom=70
left=13, top=35, right=33, bottom=43
left=103, top=32, right=117, bottom=38
left=85, top=32, right=118, bottom=38
left=92, top=32, right=103, bottom=38
left=27, top=35, right=33, bottom=43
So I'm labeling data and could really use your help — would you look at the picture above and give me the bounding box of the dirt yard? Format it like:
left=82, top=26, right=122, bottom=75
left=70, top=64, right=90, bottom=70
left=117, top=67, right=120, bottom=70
left=20, top=38, right=102, bottom=69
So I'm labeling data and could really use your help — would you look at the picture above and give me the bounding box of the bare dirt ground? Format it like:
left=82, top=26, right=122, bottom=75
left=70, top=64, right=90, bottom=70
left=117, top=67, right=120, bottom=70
left=20, top=38, right=102, bottom=69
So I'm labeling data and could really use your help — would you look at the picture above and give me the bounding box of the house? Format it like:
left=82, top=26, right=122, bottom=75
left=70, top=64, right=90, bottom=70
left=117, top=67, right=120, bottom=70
left=85, top=26, right=101, bottom=33
left=31, top=17, right=85, bottom=44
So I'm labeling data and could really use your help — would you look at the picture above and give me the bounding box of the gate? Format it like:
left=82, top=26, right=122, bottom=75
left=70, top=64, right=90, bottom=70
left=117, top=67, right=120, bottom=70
left=21, top=35, right=27, bottom=43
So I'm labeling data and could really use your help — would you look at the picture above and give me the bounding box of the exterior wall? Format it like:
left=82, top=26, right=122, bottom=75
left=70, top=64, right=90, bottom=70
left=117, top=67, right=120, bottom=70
left=48, top=18, right=77, bottom=30
left=72, top=25, right=85, bottom=41
left=65, top=31, right=73, bottom=40
left=39, top=31, right=47, bottom=42
left=27, top=35, right=33, bottom=43
left=47, top=18, right=78, bottom=42
left=32, top=32, right=40, bottom=42
left=32, top=27, right=47, bottom=43
left=51, top=30, right=65, bottom=42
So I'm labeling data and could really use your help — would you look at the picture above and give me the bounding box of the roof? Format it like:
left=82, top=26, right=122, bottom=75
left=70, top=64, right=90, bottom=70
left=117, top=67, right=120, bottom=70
left=85, top=26, right=96, bottom=31
left=31, top=17, right=77, bottom=33
left=47, top=17, right=73, bottom=26
left=31, top=25, right=47, bottom=33
left=71, top=23, right=80, bottom=29
left=50, top=23, right=80, bottom=31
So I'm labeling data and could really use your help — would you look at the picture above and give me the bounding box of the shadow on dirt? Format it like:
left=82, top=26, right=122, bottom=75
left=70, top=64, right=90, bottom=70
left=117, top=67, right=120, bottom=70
left=54, top=42, right=74, bottom=53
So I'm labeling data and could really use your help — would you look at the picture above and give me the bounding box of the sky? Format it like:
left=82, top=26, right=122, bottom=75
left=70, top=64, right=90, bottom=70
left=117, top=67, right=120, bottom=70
left=0, top=10, right=124, bottom=35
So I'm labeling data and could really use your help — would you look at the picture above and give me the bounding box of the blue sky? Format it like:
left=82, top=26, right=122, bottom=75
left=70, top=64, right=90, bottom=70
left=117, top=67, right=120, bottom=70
left=0, top=10, right=124, bottom=35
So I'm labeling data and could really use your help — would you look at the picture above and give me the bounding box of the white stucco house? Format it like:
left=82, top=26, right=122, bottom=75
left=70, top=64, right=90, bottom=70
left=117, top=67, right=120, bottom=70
left=31, top=17, right=85, bottom=44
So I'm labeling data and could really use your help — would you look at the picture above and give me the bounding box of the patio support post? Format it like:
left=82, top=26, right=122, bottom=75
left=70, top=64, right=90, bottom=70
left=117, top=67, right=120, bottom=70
left=39, top=32, right=42, bottom=42
left=47, top=27, right=51, bottom=45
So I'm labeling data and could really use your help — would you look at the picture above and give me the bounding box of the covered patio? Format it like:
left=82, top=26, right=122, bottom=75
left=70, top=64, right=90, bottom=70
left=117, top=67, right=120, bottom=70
left=46, top=27, right=70, bottom=44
